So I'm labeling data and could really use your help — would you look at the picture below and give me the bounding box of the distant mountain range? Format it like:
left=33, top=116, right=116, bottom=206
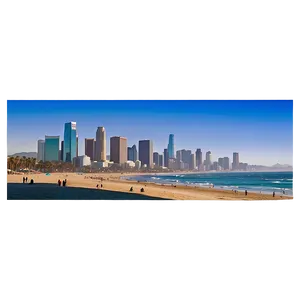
left=249, top=163, right=293, bottom=171
left=271, top=163, right=293, bottom=169
left=8, top=152, right=37, bottom=158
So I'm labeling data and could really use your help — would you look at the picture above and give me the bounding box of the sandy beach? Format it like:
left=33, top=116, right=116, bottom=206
left=7, top=172, right=293, bottom=200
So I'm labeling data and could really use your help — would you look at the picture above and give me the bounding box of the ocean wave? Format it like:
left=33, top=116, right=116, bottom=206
left=150, top=177, right=161, bottom=180
left=272, top=181, right=281, bottom=184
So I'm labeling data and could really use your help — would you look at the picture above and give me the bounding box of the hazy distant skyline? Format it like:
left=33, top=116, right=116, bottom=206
left=7, top=100, right=293, bottom=166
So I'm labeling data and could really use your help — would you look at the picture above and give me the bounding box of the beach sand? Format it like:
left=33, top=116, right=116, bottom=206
left=7, top=172, right=293, bottom=200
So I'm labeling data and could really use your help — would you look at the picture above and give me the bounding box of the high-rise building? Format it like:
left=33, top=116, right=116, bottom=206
left=127, top=147, right=132, bottom=161
left=76, top=134, right=79, bottom=157
left=189, top=153, right=196, bottom=170
left=195, top=149, right=202, bottom=168
left=110, top=136, right=127, bottom=164
left=153, top=152, right=159, bottom=166
left=132, top=145, right=137, bottom=161
left=163, top=148, right=169, bottom=168
left=63, top=122, right=77, bottom=162
left=218, top=157, right=224, bottom=169
left=205, top=151, right=212, bottom=170
left=159, top=154, right=164, bottom=167
left=127, top=144, right=138, bottom=162
left=223, top=157, right=230, bottom=170
left=168, top=158, right=177, bottom=170
left=61, top=141, right=64, bottom=161
left=168, top=134, right=175, bottom=158
left=176, top=150, right=182, bottom=162
left=44, top=136, right=59, bottom=162
left=85, top=138, right=95, bottom=161
left=176, top=150, right=182, bottom=169
left=212, top=161, right=219, bottom=171
left=233, top=152, right=239, bottom=170
left=95, top=127, right=106, bottom=162
left=37, top=140, right=45, bottom=162
left=139, top=140, right=153, bottom=168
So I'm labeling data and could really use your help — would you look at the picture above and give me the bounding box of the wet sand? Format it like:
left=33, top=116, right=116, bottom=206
left=7, top=173, right=293, bottom=200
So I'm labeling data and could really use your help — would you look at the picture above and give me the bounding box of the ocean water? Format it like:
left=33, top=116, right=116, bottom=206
left=123, top=171, right=293, bottom=195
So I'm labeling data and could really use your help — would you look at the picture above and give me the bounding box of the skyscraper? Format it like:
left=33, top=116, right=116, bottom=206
left=195, top=149, right=202, bottom=168
left=163, top=148, right=169, bottom=168
left=233, top=152, right=239, bottom=170
left=63, top=122, right=77, bottom=162
left=44, top=136, right=59, bottom=161
left=132, top=144, right=137, bottom=161
left=76, top=134, right=79, bottom=157
left=110, top=136, right=127, bottom=164
left=61, top=141, right=64, bottom=161
left=189, top=153, right=196, bottom=170
left=95, top=127, right=106, bottom=162
left=85, top=138, right=95, bottom=161
left=153, top=152, right=159, bottom=166
left=139, top=140, right=153, bottom=168
left=159, top=154, right=164, bottom=167
left=205, top=151, right=212, bottom=170
left=127, top=147, right=132, bottom=161
left=127, top=144, right=138, bottom=162
left=168, top=134, right=175, bottom=158
left=218, top=157, right=224, bottom=169
left=183, top=150, right=192, bottom=164
left=223, top=157, right=230, bottom=170
left=37, top=140, right=45, bottom=162
left=176, top=150, right=182, bottom=169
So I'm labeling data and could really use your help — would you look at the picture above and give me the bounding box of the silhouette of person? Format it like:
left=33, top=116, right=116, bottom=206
left=273, top=191, right=275, bottom=197
left=130, top=187, right=133, bottom=192
left=58, top=179, right=61, bottom=186
left=245, top=190, right=248, bottom=196
left=23, top=177, right=25, bottom=183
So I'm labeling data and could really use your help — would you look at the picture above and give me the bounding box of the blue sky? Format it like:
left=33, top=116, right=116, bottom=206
left=7, top=100, right=293, bottom=165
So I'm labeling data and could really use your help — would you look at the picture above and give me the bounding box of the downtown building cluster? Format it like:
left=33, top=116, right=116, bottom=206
left=37, top=122, right=249, bottom=171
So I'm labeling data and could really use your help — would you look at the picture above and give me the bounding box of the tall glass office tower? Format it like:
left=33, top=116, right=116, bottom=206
left=44, top=136, right=59, bottom=161
left=63, top=122, right=77, bottom=162
left=168, top=134, right=175, bottom=158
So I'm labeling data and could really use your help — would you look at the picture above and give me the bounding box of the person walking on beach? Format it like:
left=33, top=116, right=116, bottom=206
left=273, top=191, right=275, bottom=197
left=96, top=184, right=99, bottom=189
left=62, top=180, right=66, bottom=187
left=245, top=190, right=248, bottom=196
left=58, top=179, right=61, bottom=186
left=23, top=177, right=25, bottom=183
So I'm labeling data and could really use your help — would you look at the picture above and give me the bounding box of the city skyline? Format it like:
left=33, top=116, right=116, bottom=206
left=7, top=100, right=293, bottom=165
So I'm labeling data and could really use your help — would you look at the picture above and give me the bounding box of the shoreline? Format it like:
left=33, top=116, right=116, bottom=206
left=120, top=173, right=293, bottom=196
left=7, top=172, right=293, bottom=200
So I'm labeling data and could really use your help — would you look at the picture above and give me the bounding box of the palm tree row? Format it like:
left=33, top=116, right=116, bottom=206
left=7, top=157, right=75, bottom=173
left=7, top=156, right=37, bottom=171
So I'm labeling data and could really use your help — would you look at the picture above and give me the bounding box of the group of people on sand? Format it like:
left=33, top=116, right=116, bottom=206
left=23, top=176, right=34, bottom=184
left=129, top=186, right=145, bottom=193
left=233, top=189, right=277, bottom=197
left=57, top=179, right=67, bottom=187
